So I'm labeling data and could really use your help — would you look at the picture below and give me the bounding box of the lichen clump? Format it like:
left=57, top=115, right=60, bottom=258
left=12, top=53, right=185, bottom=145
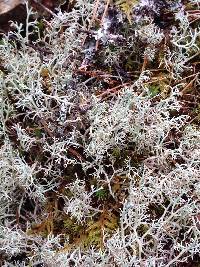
left=0, top=0, right=200, bottom=266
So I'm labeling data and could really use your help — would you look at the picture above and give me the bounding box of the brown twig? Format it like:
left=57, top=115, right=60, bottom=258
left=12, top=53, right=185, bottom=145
left=97, top=82, right=130, bottom=99
left=76, top=69, right=118, bottom=79
left=141, top=55, right=148, bottom=72
left=174, top=73, right=198, bottom=85
left=180, top=74, right=198, bottom=95
left=68, top=147, right=85, bottom=162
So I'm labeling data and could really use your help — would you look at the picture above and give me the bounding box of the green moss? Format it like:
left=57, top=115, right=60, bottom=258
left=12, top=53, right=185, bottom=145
left=34, top=128, right=42, bottom=138
left=148, top=84, right=160, bottom=97
left=112, top=147, right=121, bottom=159
left=95, top=188, right=108, bottom=200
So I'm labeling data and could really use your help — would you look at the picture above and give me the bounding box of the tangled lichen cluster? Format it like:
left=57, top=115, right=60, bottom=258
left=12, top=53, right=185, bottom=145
left=0, top=0, right=200, bottom=266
